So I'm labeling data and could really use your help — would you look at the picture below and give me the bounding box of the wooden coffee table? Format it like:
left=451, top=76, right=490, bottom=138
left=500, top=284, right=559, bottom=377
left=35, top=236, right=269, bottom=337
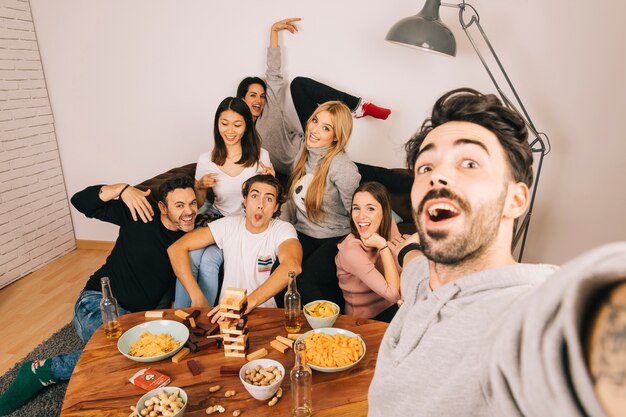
left=60, top=308, right=388, bottom=416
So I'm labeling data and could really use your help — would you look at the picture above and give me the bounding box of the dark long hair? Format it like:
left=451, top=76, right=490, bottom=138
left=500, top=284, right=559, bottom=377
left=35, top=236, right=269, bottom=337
left=236, top=77, right=267, bottom=100
left=211, top=97, right=261, bottom=168
left=405, top=87, right=533, bottom=187
left=349, top=181, right=393, bottom=241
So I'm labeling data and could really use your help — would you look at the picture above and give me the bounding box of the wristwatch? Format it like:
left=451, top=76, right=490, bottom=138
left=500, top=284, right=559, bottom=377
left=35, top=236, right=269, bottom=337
left=398, top=243, right=422, bottom=267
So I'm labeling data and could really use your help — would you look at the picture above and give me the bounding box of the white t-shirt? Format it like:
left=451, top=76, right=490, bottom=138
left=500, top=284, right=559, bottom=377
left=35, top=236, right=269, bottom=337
left=195, top=148, right=271, bottom=216
left=209, top=215, right=298, bottom=308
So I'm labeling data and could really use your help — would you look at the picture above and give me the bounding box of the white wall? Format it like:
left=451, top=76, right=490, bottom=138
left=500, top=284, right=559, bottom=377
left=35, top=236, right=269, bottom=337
left=0, top=0, right=74, bottom=288
left=28, top=0, right=626, bottom=265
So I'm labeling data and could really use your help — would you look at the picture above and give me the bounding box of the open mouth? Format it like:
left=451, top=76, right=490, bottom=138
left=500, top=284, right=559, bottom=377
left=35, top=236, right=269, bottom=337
left=357, top=222, right=371, bottom=233
left=426, top=203, right=460, bottom=223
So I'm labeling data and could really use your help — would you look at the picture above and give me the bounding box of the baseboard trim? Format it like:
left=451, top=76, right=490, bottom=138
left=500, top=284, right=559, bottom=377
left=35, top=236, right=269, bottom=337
left=75, top=240, right=114, bottom=251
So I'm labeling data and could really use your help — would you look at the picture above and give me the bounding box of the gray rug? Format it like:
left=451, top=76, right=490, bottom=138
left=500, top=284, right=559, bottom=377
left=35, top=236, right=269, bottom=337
left=0, top=323, right=83, bottom=417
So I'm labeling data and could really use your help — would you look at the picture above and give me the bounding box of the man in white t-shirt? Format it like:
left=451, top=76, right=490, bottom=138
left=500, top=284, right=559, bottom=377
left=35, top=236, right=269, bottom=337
left=168, top=174, right=302, bottom=311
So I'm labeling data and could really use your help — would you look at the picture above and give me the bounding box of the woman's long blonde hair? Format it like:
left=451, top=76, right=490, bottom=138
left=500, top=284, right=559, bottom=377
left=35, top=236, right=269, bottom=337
left=288, top=101, right=353, bottom=223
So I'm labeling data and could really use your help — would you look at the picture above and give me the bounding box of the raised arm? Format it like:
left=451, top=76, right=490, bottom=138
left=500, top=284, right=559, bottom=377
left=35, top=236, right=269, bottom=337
left=167, top=227, right=217, bottom=308
left=269, top=18, right=301, bottom=49
left=247, top=238, right=303, bottom=312
left=71, top=183, right=154, bottom=225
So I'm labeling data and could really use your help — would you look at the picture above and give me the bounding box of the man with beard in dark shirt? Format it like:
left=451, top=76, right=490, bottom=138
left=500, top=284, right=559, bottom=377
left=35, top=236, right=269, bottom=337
left=0, top=176, right=197, bottom=415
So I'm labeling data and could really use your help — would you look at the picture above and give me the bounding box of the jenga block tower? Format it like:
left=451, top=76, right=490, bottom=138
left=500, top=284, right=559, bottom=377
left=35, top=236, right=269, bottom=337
left=219, top=288, right=249, bottom=358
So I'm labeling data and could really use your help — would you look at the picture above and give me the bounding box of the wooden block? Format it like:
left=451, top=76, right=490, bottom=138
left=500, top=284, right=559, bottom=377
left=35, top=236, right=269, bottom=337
left=220, top=296, right=247, bottom=311
left=144, top=310, right=164, bottom=318
left=224, top=288, right=247, bottom=299
left=246, top=348, right=268, bottom=361
left=220, top=311, right=244, bottom=320
left=185, top=339, right=198, bottom=353
left=188, top=317, right=196, bottom=328
left=222, top=328, right=246, bottom=336
left=223, top=334, right=248, bottom=344
left=220, top=365, right=240, bottom=375
left=270, top=339, right=289, bottom=354
left=287, top=333, right=302, bottom=340
left=188, top=310, right=201, bottom=320
left=171, top=347, right=190, bottom=363
left=191, top=327, right=206, bottom=336
left=187, top=359, right=202, bottom=376
left=196, top=338, right=219, bottom=351
left=276, top=335, right=294, bottom=348
left=196, top=322, right=219, bottom=335
left=224, top=350, right=246, bottom=358
left=188, top=332, right=200, bottom=344
left=223, top=342, right=246, bottom=351
left=174, top=309, right=190, bottom=320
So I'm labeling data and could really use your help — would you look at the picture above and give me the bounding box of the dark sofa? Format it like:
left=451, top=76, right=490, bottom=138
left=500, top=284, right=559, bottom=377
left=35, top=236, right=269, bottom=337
left=137, top=162, right=416, bottom=234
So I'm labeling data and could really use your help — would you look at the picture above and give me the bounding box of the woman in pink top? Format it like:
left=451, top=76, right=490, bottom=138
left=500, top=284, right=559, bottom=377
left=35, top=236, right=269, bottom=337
left=335, top=182, right=402, bottom=322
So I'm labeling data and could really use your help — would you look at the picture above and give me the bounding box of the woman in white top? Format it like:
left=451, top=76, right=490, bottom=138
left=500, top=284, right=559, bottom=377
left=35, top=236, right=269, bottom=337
left=174, top=97, right=274, bottom=308
left=194, top=96, right=273, bottom=216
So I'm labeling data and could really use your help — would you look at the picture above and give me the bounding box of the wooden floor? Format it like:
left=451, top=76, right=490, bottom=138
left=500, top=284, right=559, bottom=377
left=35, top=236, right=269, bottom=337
left=0, top=248, right=110, bottom=375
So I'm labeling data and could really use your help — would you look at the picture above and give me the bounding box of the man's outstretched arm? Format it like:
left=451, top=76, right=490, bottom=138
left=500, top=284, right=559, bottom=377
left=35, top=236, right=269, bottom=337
left=587, top=280, right=626, bottom=417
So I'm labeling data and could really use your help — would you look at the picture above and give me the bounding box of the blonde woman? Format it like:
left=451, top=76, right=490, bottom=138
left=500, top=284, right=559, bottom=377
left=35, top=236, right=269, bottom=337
left=287, top=100, right=361, bottom=310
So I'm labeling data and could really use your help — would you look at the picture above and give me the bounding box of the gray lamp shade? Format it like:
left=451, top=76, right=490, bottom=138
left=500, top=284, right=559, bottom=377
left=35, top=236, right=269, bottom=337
left=385, top=0, right=457, bottom=57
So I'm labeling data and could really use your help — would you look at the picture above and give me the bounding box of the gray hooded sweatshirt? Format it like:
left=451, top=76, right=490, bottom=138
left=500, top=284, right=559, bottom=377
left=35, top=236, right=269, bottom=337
left=368, top=256, right=557, bottom=416
left=370, top=243, right=626, bottom=416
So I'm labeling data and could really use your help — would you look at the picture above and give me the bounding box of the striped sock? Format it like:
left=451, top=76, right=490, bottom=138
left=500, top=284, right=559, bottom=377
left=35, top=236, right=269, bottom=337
left=0, top=359, right=58, bottom=415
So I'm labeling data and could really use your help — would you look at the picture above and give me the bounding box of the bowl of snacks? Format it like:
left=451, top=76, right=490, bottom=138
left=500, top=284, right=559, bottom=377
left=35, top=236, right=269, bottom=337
left=118, top=320, right=189, bottom=363
left=303, top=300, right=340, bottom=329
left=135, top=386, right=187, bottom=417
left=297, top=327, right=366, bottom=373
left=239, top=359, right=285, bottom=401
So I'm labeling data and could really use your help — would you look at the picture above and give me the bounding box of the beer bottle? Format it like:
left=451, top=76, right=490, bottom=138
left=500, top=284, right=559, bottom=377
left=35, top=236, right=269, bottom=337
left=290, top=339, right=312, bottom=416
left=284, top=271, right=301, bottom=333
left=100, top=277, right=123, bottom=339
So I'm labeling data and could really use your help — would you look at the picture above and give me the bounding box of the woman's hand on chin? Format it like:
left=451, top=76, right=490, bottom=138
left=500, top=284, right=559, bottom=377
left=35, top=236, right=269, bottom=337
left=361, top=233, right=386, bottom=250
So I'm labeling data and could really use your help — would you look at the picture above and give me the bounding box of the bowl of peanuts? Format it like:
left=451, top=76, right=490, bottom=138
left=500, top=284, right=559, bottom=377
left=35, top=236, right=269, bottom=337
left=303, top=300, right=340, bottom=329
left=297, top=327, right=366, bottom=373
left=135, top=386, right=187, bottom=417
left=239, top=359, right=285, bottom=401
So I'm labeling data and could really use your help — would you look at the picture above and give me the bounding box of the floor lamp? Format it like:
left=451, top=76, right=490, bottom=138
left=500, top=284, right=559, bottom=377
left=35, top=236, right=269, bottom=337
left=386, top=0, right=551, bottom=261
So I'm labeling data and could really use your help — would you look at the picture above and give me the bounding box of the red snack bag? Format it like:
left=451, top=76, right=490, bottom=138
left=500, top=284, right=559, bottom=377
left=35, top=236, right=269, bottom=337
left=129, top=368, right=170, bottom=391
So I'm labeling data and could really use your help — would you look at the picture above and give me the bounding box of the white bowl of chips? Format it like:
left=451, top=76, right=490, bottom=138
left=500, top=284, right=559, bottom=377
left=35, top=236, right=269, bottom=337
left=136, top=386, right=187, bottom=417
left=297, top=327, right=366, bottom=373
left=303, top=300, right=339, bottom=329
left=117, top=320, right=189, bottom=363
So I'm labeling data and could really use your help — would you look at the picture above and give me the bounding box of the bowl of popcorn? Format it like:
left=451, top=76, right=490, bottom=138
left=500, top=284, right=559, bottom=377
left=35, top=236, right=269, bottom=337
left=303, top=300, right=339, bottom=329
left=118, top=320, right=189, bottom=363
left=135, top=386, right=187, bottom=417
left=239, top=359, right=285, bottom=401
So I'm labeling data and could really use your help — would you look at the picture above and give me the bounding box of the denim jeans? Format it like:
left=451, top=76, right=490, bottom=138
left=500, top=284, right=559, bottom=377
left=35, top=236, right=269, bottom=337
left=50, top=290, right=131, bottom=381
left=174, top=245, right=222, bottom=308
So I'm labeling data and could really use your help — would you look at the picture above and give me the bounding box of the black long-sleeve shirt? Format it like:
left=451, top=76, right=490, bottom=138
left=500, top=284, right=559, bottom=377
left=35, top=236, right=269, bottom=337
left=71, top=185, right=185, bottom=311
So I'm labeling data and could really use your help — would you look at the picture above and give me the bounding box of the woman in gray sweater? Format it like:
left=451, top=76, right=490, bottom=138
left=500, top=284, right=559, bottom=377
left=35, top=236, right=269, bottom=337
left=286, top=100, right=361, bottom=310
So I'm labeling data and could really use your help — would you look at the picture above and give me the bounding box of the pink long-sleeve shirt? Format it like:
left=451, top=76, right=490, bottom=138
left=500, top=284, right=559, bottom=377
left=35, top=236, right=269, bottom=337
left=335, top=222, right=402, bottom=318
